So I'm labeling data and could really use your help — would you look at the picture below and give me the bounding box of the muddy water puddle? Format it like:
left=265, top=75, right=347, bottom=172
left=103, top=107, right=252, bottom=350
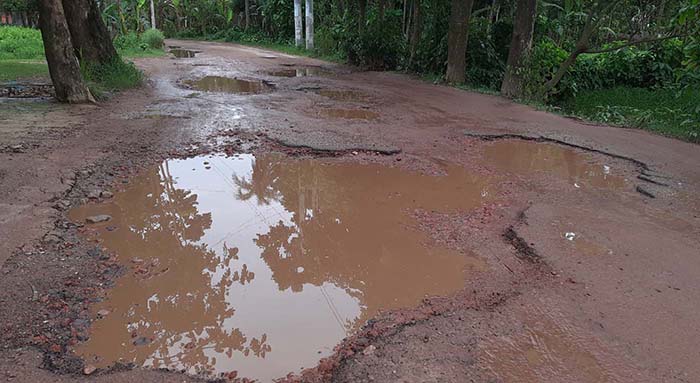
left=184, top=76, right=271, bottom=94
left=170, top=49, right=198, bottom=58
left=317, top=89, right=368, bottom=102
left=319, top=108, right=379, bottom=120
left=69, top=154, right=491, bottom=381
left=267, top=66, right=332, bottom=77
left=484, top=140, right=626, bottom=189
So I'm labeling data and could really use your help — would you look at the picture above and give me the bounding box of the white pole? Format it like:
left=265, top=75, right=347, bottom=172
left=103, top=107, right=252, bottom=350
left=305, top=0, right=314, bottom=49
left=150, top=0, right=156, bottom=29
left=294, top=0, right=303, bottom=47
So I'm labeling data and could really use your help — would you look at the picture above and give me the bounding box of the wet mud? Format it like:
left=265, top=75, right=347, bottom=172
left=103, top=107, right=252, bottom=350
left=69, top=154, right=491, bottom=381
left=184, top=76, right=271, bottom=94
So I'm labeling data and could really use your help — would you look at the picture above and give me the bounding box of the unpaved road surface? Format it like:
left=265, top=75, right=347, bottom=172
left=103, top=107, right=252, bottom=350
left=1, top=39, right=699, bottom=383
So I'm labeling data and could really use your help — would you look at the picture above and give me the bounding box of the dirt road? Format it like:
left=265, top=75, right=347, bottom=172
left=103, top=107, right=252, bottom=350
left=1, top=39, right=698, bottom=383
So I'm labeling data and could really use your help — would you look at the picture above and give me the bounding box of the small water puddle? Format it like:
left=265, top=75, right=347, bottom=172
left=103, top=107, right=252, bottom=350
left=483, top=140, right=626, bottom=189
left=184, top=76, right=271, bottom=94
left=317, top=89, right=368, bottom=102
left=267, top=67, right=332, bottom=77
left=319, top=108, right=379, bottom=120
left=69, top=154, right=491, bottom=381
left=170, top=49, right=198, bottom=58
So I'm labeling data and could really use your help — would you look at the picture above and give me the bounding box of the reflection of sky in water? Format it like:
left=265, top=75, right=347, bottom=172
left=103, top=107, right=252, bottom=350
left=156, top=155, right=361, bottom=376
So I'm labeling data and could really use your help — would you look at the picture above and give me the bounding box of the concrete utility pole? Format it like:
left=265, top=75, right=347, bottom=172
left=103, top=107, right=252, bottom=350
left=294, top=0, right=303, bottom=47
left=305, top=0, right=314, bottom=49
left=150, top=0, right=156, bottom=29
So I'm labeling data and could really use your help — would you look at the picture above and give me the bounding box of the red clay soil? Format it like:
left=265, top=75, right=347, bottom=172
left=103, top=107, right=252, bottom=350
left=0, top=39, right=698, bottom=383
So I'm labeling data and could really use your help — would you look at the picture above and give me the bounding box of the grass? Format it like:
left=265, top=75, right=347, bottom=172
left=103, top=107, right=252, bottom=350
left=560, top=87, right=700, bottom=143
left=0, top=60, right=48, bottom=81
left=0, top=25, right=162, bottom=88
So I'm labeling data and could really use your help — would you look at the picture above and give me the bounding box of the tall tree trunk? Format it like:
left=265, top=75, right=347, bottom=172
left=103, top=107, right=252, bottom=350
left=38, top=0, right=94, bottom=103
left=294, top=0, right=303, bottom=47
left=150, top=0, right=156, bottom=29
left=244, top=0, right=250, bottom=30
left=61, top=0, right=118, bottom=66
left=408, top=0, right=422, bottom=67
left=445, top=0, right=474, bottom=83
left=305, top=0, right=314, bottom=49
left=358, top=0, right=367, bottom=32
left=500, top=0, right=537, bottom=98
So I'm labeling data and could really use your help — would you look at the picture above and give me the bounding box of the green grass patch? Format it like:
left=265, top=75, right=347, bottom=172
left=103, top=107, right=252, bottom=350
left=0, top=26, right=44, bottom=60
left=81, top=58, right=144, bottom=99
left=0, top=60, right=48, bottom=81
left=561, top=87, right=700, bottom=143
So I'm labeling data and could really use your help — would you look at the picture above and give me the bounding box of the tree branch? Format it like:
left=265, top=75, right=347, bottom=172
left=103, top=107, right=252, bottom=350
left=583, top=33, right=682, bottom=54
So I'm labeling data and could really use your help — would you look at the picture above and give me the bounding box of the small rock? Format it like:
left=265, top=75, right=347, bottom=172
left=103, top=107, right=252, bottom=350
left=86, top=215, right=111, bottom=224
left=87, top=190, right=101, bottom=199
left=53, top=200, right=71, bottom=210
left=100, top=191, right=114, bottom=199
left=133, top=337, right=152, bottom=346
left=97, top=309, right=110, bottom=317
left=83, top=365, right=97, bottom=375
left=362, top=345, right=376, bottom=355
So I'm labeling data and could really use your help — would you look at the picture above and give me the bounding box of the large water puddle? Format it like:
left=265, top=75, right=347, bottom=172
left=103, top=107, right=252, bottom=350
left=184, top=76, right=271, bottom=94
left=69, top=154, right=491, bottom=381
left=483, top=140, right=626, bottom=189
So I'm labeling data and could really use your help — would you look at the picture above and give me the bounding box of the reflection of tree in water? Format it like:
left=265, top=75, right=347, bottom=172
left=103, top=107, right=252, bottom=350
left=84, top=163, right=270, bottom=375
left=235, top=156, right=472, bottom=332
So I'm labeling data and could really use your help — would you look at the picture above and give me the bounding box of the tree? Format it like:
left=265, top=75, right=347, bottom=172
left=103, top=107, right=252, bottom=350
left=305, top=0, right=313, bottom=49
left=38, top=0, right=94, bottom=103
left=445, top=0, right=474, bottom=83
left=500, top=0, right=537, bottom=98
left=408, top=0, right=422, bottom=67
left=61, top=0, right=118, bottom=66
left=294, top=0, right=303, bottom=47
left=244, top=0, right=250, bottom=30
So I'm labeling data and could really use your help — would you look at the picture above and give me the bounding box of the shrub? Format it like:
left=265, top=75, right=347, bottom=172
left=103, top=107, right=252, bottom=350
left=141, top=28, right=165, bottom=49
left=81, top=57, right=143, bottom=98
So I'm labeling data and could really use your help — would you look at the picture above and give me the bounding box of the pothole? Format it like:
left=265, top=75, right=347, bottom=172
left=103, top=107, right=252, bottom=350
left=483, top=140, right=627, bottom=189
left=267, top=66, right=332, bottom=77
left=69, top=153, right=491, bottom=381
left=170, top=49, right=198, bottom=58
left=184, top=76, right=272, bottom=94
left=317, top=89, right=368, bottom=102
left=319, top=108, right=379, bottom=120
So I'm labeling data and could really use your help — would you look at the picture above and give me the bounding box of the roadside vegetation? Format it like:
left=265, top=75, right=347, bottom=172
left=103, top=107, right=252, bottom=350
left=0, top=15, right=164, bottom=98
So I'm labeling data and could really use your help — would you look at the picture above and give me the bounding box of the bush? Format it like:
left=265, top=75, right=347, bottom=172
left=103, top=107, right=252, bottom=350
left=81, top=57, right=143, bottom=98
left=0, top=25, right=44, bottom=60
left=141, top=28, right=164, bottom=49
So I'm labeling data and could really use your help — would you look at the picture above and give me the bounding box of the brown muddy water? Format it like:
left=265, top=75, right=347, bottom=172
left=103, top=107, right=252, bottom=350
left=483, top=140, right=627, bottom=189
left=69, top=154, right=491, bottom=381
left=319, top=108, right=379, bottom=120
left=184, top=76, right=271, bottom=94
left=317, top=89, right=368, bottom=102
left=170, top=49, right=198, bottom=58
left=267, top=67, right=332, bottom=77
